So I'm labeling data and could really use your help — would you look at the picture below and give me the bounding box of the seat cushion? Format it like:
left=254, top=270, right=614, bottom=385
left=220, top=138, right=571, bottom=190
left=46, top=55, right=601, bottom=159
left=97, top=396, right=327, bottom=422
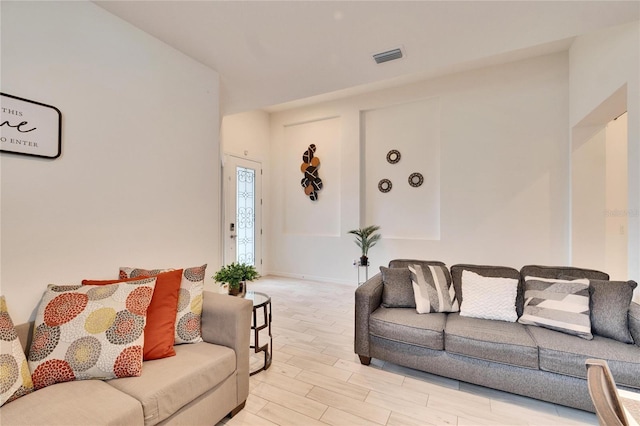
left=527, top=325, right=640, bottom=390
left=369, top=307, right=446, bottom=350
left=107, top=342, right=236, bottom=426
left=444, top=313, right=539, bottom=369
left=0, top=379, right=143, bottom=425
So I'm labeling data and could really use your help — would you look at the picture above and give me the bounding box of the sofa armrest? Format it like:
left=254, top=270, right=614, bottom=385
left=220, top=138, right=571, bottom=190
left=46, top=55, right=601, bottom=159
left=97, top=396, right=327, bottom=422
left=354, top=273, right=384, bottom=358
left=630, top=301, right=640, bottom=347
left=201, top=291, right=252, bottom=406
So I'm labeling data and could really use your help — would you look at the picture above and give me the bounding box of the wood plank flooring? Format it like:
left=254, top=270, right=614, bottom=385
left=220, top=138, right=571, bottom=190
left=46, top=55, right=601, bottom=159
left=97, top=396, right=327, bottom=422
left=218, top=276, right=597, bottom=426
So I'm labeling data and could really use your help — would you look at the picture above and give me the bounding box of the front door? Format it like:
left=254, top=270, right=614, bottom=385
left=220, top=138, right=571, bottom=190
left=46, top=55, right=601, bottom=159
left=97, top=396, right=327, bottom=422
left=223, top=155, right=262, bottom=271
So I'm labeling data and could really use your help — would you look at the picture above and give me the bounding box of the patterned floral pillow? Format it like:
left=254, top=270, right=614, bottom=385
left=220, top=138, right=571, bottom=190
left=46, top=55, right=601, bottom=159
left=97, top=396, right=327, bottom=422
left=28, top=278, right=156, bottom=390
left=1, top=296, right=34, bottom=406
left=119, top=265, right=206, bottom=344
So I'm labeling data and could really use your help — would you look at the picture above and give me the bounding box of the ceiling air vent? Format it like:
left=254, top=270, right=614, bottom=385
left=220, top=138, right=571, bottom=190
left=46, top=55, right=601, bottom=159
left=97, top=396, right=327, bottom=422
left=373, top=48, right=403, bottom=64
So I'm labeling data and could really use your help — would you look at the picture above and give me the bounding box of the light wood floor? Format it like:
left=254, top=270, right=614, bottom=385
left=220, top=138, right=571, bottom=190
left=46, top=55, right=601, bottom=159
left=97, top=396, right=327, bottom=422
left=219, top=276, right=598, bottom=426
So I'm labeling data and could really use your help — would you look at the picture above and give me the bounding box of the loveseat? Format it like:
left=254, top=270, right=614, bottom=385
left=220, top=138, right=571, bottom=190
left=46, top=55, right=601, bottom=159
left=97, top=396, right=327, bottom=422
left=0, top=291, right=252, bottom=425
left=355, top=260, right=640, bottom=412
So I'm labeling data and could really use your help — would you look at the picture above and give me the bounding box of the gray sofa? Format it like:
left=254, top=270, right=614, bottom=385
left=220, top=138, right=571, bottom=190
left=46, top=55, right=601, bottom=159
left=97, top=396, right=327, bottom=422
left=0, top=291, right=252, bottom=425
left=355, top=260, right=640, bottom=412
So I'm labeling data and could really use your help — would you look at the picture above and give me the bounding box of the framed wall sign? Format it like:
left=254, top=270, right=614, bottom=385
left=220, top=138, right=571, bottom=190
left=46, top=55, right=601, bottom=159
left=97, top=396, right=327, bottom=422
left=1, top=93, right=62, bottom=159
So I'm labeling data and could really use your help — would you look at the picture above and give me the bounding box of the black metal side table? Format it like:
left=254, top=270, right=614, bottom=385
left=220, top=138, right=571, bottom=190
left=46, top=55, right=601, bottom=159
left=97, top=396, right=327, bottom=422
left=243, top=291, right=272, bottom=375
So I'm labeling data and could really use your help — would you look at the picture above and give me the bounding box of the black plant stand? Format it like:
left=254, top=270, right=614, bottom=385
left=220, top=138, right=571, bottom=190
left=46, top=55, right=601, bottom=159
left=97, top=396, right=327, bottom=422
left=243, top=291, right=272, bottom=375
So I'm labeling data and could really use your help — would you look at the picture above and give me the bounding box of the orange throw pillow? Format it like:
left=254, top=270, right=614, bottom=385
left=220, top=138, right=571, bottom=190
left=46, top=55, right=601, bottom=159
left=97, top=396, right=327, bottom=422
left=82, top=269, right=183, bottom=360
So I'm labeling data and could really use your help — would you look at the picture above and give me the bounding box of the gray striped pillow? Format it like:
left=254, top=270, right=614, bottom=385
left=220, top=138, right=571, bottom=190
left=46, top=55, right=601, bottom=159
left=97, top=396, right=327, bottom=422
left=409, top=264, right=459, bottom=314
left=518, top=276, right=593, bottom=339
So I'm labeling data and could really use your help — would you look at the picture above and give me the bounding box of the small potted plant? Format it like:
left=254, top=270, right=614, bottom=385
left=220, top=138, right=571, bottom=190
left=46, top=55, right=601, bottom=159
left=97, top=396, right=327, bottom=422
left=348, top=225, right=381, bottom=266
left=213, top=262, right=260, bottom=296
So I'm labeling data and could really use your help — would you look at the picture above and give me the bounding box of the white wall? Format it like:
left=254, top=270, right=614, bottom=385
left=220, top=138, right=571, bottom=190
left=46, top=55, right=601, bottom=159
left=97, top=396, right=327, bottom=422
left=220, top=110, right=270, bottom=271
left=363, top=99, right=441, bottom=240
left=0, top=1, right=221, bottom=324
left=572, top=127, right=607, bottom=270
left=569, top=20, right=639, bottom=301
left=605, top=113, right=629, bottom=280
left=268, top=53, right=570, bottom=284
left=572, top=117, right=628, bottom=279
left=221, top=110, right=270, bottom=161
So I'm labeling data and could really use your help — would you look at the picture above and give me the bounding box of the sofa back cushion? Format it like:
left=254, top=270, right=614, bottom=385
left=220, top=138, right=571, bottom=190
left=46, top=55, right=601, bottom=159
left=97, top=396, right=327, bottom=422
left=389, top=259, right=446, bottom=270
left=451, top=264, right=522, bottom=316
left=519, top=265, right=609, bottom=281
left=14, top=322, right=32, bottom=355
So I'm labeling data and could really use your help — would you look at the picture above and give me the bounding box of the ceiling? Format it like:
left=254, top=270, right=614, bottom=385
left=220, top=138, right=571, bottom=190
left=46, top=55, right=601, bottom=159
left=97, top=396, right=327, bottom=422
left=95, top=1, right=639, bottom=115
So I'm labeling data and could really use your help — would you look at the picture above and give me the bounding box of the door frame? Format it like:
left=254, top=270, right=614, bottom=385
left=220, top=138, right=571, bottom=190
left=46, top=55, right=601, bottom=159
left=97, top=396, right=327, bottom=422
left=222, top=154, right=263, bottom=273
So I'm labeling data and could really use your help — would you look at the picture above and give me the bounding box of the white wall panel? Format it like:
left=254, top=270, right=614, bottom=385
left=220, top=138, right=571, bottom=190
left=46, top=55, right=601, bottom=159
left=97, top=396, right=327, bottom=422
left=282, top=117, right=341, bottom=236
left=363, top=99, right=440, bottom=240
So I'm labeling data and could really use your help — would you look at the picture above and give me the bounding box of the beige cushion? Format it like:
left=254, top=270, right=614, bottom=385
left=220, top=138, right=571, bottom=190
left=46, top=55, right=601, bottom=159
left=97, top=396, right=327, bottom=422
left=0, top=379, right=143, bottom=425
left=107, top=342, right=236, bottom=426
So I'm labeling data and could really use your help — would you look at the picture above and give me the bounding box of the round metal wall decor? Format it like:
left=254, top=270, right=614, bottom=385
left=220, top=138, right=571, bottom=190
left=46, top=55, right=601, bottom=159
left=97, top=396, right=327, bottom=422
left=378, top=178, right=392, bottom=193
left=386, top=150, right=401, bottom=164
left=408, top=172, right=424, bottom=187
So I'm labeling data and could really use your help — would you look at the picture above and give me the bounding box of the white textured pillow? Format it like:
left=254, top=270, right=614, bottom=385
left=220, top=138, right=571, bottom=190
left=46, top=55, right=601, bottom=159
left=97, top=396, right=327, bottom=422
left=460, top=270, right=518, bottom=322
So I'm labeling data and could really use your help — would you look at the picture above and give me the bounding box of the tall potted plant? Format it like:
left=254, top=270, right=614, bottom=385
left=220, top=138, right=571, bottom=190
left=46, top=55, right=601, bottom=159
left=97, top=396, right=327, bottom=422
left=348, top=225, right=381, bottom=266
left=213, top=262, right=260, bottom=296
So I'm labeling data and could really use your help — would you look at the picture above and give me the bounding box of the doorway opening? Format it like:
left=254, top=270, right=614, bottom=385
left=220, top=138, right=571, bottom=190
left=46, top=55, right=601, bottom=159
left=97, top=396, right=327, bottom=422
left=571, top=85, right=628, bottom=279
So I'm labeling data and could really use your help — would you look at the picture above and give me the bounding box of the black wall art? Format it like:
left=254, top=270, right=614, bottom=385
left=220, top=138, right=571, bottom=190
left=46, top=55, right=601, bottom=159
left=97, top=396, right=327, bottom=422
left=378, top=149, right=425, bottom=192
left=386, top=149, right=401, bottom=164
left=300, top=144, right=323, bottom=201
left=408, top=172, right=424, bottom=187
left=378, top=179, right=392, bottom=193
